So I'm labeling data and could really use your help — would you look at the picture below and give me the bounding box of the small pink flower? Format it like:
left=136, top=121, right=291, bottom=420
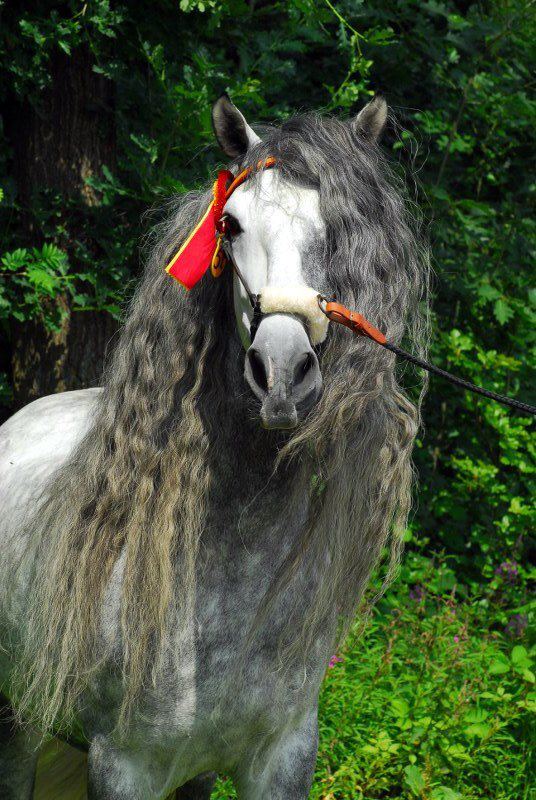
left=453, top=635, right=460, bottom=643
left=329, top=655, right=344, bottom=668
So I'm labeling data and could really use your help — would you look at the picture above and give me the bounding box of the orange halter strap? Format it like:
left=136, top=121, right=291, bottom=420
left=210, top=157, right=277, bottom=278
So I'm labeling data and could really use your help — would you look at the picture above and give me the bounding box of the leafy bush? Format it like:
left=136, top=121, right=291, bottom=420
left=0, top=241, right=127, bottom=328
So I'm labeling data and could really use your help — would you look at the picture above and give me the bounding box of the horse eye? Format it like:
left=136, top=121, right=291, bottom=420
left=223, top=215, right=243, bottom=237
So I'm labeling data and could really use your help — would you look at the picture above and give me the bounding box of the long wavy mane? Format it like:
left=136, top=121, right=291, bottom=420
left=10, top=112, right=429, bottom=734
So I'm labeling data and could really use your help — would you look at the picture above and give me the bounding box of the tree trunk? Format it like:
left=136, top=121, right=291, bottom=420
left=11, top=306, right=119, bottom=406
left=5, top=44, right=119, bottom=410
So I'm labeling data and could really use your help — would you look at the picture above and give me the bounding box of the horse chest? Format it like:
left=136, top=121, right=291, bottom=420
left=138, top=631, right=323, bottom=780
left=122, top=533, right=325, bottom=761
left=85, top=491, right=328, bottom=782
left=185, top=539, right=325, bottom=735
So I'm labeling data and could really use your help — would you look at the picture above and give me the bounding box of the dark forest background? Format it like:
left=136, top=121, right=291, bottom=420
left=1, top=2, right=534, bottom=798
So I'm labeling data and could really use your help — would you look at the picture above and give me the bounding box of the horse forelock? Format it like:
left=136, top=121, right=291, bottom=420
left=9, top=111, right=429, bottom=736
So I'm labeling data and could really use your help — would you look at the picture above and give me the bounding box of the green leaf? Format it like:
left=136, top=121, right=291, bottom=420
left=464, top=708, right=488, bottom=724
left=431, top=788, right=462, bottom=800
left=511, top=645, right=532, bottom=668
left=465, top=722, right=492, bottom=738
left=478, top=283, right=501, bottom=302
left=26, top=266, right=57, bottom=293
left=101, top=164, right=115, bottom=183
left=443, top=743, right=470, bottom=761
left=489, top=655, right=510, bottom=675
left=493, top=298, right=514, bottom=325
left=391, top=698, right=410, bottom=718
left=2, top=248, right=29, bottom=271
left=404, top=765, right=426, bottom=794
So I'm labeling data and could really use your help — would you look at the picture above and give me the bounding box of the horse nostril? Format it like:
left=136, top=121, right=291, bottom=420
left=294, top=353, right=314, bottom=385
left=302, top=354, right=313, bottom=375
left=248, top=349, right=268, bottom=394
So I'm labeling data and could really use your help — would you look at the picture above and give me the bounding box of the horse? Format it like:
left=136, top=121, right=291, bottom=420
left=0, top=93, right=428, bottom=799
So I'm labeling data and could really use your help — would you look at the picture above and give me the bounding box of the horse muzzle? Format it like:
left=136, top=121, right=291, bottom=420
left=244, top=313, right=322, bottom=430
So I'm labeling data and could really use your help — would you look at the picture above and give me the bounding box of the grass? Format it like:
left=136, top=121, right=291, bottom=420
left=211, top=548, right=535, bottom=800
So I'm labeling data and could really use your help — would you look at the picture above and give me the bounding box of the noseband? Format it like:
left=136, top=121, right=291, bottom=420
left=219, top=235, right=329, bottom=345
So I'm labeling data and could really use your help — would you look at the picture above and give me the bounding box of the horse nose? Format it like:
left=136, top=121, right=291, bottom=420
left=244, top=314, right=322, bottom=430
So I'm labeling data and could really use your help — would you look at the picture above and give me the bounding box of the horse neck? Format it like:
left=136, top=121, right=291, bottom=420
left=199, top=343, right=312, bottom=548
left=208, top=409, right=305, bottom=518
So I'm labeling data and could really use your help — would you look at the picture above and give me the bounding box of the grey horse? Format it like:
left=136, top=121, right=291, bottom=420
left=0, top=95, right=427, bottom=799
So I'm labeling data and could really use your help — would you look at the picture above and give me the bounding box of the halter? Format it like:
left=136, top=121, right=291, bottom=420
left=165, top=161, right=536, bottom=416
left=166, top=156, right=329, bottom=345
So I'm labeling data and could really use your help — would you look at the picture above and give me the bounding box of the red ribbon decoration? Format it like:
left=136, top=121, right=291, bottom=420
left=165, top=157, right=276, bottom=290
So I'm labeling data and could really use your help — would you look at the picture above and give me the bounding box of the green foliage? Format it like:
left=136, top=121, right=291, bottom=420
left=4, top=1, right=122, bottom=95
left=0, top=240, right=127, bottom=329
left=211, top=547, right=534, bottom=799
left=0, top=244, right=70, bottom=328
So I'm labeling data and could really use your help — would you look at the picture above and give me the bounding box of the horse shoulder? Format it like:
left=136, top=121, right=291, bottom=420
left=0, top=388, right=102, bottom=542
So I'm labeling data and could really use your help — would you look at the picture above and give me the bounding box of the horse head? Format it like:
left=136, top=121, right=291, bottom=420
left=210, top=93, right=388, bottom=430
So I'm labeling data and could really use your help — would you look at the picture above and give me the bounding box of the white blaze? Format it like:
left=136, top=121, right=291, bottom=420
left=223, top=169, right=324, bottom=347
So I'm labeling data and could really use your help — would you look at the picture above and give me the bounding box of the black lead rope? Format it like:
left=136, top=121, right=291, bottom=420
left=383, top=342, right=536, bottom=416
left=319, top=297, right=536, bottom=417
left=222, top=237, right=535, bottom=417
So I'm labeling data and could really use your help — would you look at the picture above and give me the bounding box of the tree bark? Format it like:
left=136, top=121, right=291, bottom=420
left=11, top=305, right=119, bottom=406
left=5, top=44, right=119, bottom=410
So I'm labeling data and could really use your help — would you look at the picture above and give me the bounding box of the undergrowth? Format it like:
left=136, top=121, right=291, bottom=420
left=212, top=543, right=535, bottom=799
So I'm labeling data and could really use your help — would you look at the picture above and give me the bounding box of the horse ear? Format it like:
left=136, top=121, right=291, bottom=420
left=212, top=93, right=261, bottom=158
left=352, top=96, right=388, bottom=141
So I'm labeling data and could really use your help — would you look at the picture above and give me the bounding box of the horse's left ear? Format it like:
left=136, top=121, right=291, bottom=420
left=212, top=93, right=261, bottom=158
left=352, top=96, right=388, bottom=141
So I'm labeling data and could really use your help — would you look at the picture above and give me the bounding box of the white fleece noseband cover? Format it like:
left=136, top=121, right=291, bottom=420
left=258, top=286, right=329, bottom=346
